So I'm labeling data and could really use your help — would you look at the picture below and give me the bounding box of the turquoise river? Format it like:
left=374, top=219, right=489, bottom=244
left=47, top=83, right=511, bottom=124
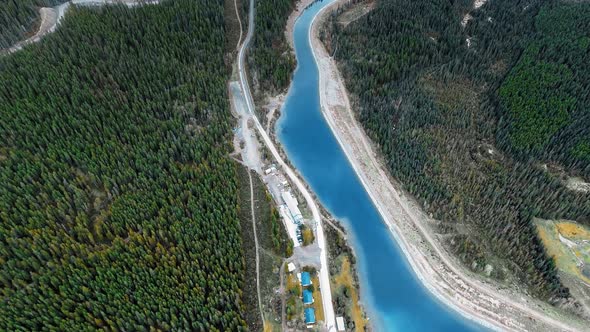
left=276, top=0, right=484, bottom=330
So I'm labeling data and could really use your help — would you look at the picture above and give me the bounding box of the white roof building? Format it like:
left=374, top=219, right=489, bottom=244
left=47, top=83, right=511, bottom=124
left=287, top=262, right=296, bottom=272
left=264, top=166, right=276, bottom=174
left=281, top=191, right=303, bottom=223
left=336, top=317, right=346, bottom=331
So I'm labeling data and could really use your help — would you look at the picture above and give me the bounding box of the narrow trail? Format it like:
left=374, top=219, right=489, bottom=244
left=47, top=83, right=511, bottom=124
left=322, top=213, right=347, bottom=239
left=278, top=256, right=296, bottom=331
left=234, top=0, right=243, bottom=50
left=265, top=108, right=274, bottom=134
left=279, top=259, right=288, bottom=331
left=247, top=170, right=265, bottom=328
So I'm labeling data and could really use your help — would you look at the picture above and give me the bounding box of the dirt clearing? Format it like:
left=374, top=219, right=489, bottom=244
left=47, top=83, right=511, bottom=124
left=337, top=0, right=375, bottom=27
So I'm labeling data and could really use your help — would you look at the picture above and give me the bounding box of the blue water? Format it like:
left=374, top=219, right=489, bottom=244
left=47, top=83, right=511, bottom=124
left=276, top=1, right=484, bottom=331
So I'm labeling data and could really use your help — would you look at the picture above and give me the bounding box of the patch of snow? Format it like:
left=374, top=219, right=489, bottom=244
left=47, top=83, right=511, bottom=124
left=460, top=0, right=488, bottom=29
left=566, top=177, right=590, bottom=193
left=461, top=13, right=473, bottom=28
left=474, top=0, right=487, bottom=10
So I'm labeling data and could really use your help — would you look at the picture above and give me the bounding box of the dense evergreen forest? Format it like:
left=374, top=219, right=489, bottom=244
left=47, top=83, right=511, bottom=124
left=326, top=0, right=590, bottom=303
left=0, top=0, right=251, bottom=330
left=0, top=0, right=66, bottom=49
left=498, top=4, right=590, bottom=170
left=247, top=0, right=295, bottom=95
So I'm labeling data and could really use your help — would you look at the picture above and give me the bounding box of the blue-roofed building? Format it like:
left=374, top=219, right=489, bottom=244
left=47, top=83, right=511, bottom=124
left=302, top=289, right=314, bottom=304
left=304, top=307, right=316, bottom=325
left=300, top=271, right=311, bottom=286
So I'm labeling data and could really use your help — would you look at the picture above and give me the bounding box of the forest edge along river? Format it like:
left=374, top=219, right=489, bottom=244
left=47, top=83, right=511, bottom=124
left=276, top=0, right=483, bottom=330
left=276, top=0, right=590, bottom=331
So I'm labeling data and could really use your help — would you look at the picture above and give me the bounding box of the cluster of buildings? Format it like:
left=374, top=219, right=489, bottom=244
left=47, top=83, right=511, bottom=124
left=266, top=166, right=345, bottom=330
left=264, top=164, right=309, bottom=247
left=280, top=190, right=304, bottom=245
left=299, top=271, right=316, bottom=327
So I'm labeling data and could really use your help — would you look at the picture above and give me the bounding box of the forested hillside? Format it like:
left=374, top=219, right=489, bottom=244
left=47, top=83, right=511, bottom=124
left=247, top=0, right=295, bottom=95
left=325, top=0, right=590, bottom=304
left=0, top=0, right=249, bottom=330
left=0, top=0, right=66, bottom=49
left=498, top=4, right=590, bottom=171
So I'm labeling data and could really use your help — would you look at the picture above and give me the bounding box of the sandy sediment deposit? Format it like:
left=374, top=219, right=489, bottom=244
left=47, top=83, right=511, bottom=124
left=309, top=0, right=590, bottom=331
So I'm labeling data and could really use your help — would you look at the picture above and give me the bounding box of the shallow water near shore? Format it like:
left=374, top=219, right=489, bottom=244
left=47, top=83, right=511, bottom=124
left=276, top=0, right=484, bottom=330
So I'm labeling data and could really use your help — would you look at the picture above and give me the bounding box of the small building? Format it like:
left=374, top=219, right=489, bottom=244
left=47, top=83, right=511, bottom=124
left=300, top=271, right=312, bottom=287
left=302, top=289, right=314, bottom=304
left=336, top=316, right=346, bottom=331
left=264, top=166, right=276, bottom=175
left=304, top=308, right=316, bottom=325
left=287, top=262, right=296, bottom=272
